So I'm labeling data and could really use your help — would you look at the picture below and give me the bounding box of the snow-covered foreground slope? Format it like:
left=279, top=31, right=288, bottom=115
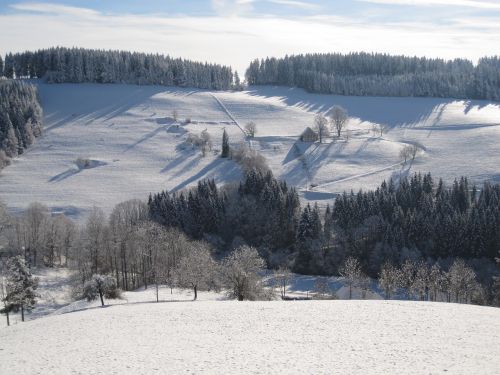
left=1, top=300, right=499, bottom=374
left=1, top=83, right=499, bottom=219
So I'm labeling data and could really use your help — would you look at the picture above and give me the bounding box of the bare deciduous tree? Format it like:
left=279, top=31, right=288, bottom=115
left=274, top=265, right=292, bottom=299
left=400, top=144, right=419, bottom=164
left=314, top=114, right=329, bottom=143
left=329, top=105, right=348, bottom=138
left=372, top=123, right=389, bottom=137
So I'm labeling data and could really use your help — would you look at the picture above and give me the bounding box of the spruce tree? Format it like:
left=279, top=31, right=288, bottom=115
left=221, top=129, right=230, bottom=158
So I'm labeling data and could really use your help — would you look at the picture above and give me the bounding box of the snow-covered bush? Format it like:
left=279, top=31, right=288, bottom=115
left=83, top=274, right=121, bottom=306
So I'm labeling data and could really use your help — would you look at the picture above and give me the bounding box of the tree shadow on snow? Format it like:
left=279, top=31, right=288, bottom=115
left=244, top=86, right=499, bottom=130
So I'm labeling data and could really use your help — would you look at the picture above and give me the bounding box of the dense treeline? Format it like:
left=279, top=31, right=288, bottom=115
left=246, top=53, right=500, bottom=100
left=3, top=47, right=235, bottom=90
left=148, top=172, right=301, bottom=251
left=149, top=171, right=500, bottom=304
left=0, top=80, right=43, bottom=167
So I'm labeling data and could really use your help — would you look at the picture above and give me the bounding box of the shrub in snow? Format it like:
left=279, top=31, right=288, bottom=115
left=76, top=157, right=91, bottom=169
left=313, top=278, right=336, bottom=300
left=232, top=142, right=269, bottom=174
left=83, top=274, right=120, bottom=307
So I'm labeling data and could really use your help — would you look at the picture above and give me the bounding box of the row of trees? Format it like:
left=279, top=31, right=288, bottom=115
left=2, top=47, right=236, bottom=90
left=246, top=53, right=500, bottom=100
left=339, top=256, right=479, bottom=303
left=0, top=80, right=43, bottom=168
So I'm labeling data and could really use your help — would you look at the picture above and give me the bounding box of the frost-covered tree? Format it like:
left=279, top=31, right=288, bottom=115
left=447, top=259, right=477, bottom=303
left=245, top=122, right=257, bottom=138
left=6, top=47, right=234, bottom=90
left=339, top=256, right=362, bottom=299
left=0, top=275, right=13, bottom=326
left=4, top=256, right=38, bottom=321
left=314, top=113, right=329, bottom=143
left=173, top=241, right=216, bottom=300
left=0, top=80, right=43, bottom=166
left=83, top=274, right=119, bottom=307
left=329, top=106, right=348, bottom=138
left=244, top=52, right=500, bottom=100
left=379, top=262, right=400, bottom=299
left=222, top=245, right=267, bottom=301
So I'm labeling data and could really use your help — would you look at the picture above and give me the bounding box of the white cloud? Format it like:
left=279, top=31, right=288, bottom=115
left=357, top=0, right=500, bottom=9
left=268, top=0, right=320, bottom=10
left=1, top=2, right=498, bottom=75
left=10, top=2, right=100, bottom=17
left=211, top=0, right=255, bottom=16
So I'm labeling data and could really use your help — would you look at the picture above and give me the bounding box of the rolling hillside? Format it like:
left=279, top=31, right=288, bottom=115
left=0, top=297, right=499, bottom=374
left=0, top=82, right=499, bottom=220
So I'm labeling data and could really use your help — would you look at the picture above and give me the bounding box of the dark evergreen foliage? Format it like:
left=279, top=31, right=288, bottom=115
left=148, top=170, right=301, bottom=250
left=5, top=47, right=234, bottom=90
left=0, top=80, right=43, bottom=162
left=246, top=53, right=500, bottom=100
left=221, top=129, right=230, bottom=158
left=148, top=172, right=500, bottom=301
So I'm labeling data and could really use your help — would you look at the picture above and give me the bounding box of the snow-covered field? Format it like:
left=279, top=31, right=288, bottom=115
left=1, top=82, right=499, bottom=220
left=1, top=297, right=499, bottom=374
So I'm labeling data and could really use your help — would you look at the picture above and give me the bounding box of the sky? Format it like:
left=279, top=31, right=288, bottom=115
left=0, top=0, right=499, bottom=75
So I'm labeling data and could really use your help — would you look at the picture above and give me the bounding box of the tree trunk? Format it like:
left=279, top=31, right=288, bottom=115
left=194, top=285, right=198, bottom=301
left=99, top=289, right=105, bottom=307
left=21, top=305, right=24, bottom=322
left=156, top=283, right=159, bottom=302
left=6, top=311, right=10, bottom=326
left=349, top=284, right=352, bottom=300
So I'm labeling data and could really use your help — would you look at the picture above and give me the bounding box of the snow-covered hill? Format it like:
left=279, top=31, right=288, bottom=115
left=1, top=298, right=499, bottom=374
left=1, top=82, right=499, bottom=220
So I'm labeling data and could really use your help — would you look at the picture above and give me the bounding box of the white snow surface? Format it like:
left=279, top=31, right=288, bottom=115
left=1, top=298, right=499, bottom=374
left=1, top=83, right=500, bottom=219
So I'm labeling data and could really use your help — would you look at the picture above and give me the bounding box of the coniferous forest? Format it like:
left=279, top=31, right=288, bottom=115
left=246, top=53, right=500, bottom=100
left=0, top=80, right=43, bottom=167
left=149, top=171, right=500, bottom=303
left=3, top=47, right=235, bottom=90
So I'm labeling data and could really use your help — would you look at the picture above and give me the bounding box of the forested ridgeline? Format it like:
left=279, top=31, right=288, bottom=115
left=0, top=80, right=43, bottom=167
left=149, top=172, right=500, bottom=303
left=2, top=47, right=235, bottom=90
left=245, top=53, right=500, bottom=100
